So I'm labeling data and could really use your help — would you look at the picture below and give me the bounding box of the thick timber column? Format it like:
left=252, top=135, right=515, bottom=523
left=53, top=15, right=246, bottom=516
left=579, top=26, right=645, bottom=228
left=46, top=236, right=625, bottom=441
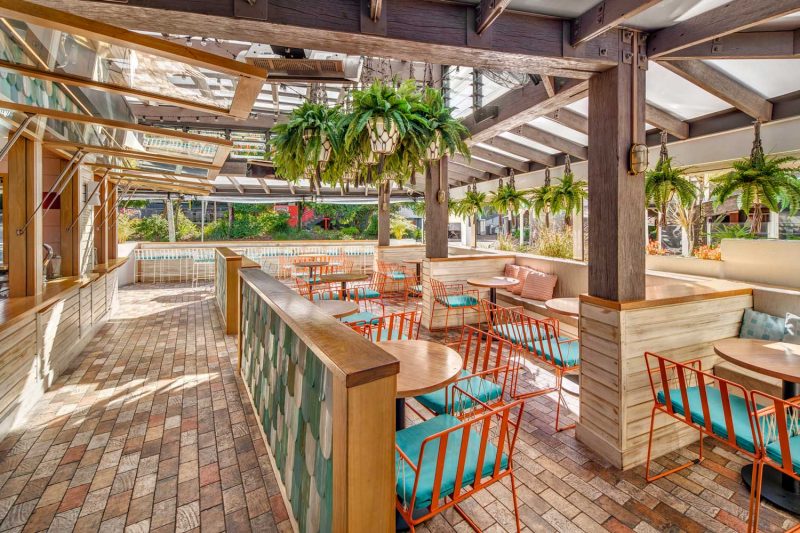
left=377, top=181, right=390, bottom=246
left=587, top=31, right=646, bottom=301
left=7, top=138, right=43, bottom=296
left=94, top=177, right=108, bottom=266
left=425, top=157, right=449, bottom=259
left=107, top=186, right=118, bottom=260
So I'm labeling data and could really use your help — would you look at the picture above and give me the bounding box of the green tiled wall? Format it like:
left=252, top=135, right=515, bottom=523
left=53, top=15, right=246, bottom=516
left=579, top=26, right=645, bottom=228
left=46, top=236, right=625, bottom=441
left=240, top=282, right=334, bottom=533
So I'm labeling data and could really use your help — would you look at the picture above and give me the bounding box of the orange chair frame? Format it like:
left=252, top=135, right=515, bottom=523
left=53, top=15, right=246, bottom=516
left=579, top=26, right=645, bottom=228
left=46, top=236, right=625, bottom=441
left=395, top=397, right=526, bottom=533
left=351, top=309, right=421, bottom=341
left=644, top=352, right=761, bottom=532
left=429, top=278, right=482, bottom=340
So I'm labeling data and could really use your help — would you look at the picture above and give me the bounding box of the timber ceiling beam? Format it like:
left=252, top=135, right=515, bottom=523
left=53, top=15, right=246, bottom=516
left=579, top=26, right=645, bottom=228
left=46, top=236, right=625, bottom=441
left=448, top=166, right=493, bottom=182
left=647, top=0, right=800, bottom=58
left=256, top=178, right=271, bottom=194
left=571, top=0, right=663, bottom=46
left=645, top=104, right=689, bottom=139
left=658, top=60, right=773, bottom=122
left=482, top=136, right=557, bottom=167
left=658, top=30, right=800, bottom=60
left=227, top=176, right=244, bottom=194
left=451, top=155, right=509, bottom=176
left=463, top=79, right=589, bottom=143
left=546, top=108, right=588, bottom=134
left=475, top=0, right=512, bottom=34
left=470, top=145, right=530, bottom=173
left=510, top=124, right=588, bottom=160
left=39, top=0, right=618, bottom=75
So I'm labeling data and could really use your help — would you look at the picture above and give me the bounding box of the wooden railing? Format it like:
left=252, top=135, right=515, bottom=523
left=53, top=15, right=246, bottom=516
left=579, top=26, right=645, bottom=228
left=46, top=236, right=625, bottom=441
left=214, top=247, right=260, bottom=335
left=238, top=269, right=398, bottom=533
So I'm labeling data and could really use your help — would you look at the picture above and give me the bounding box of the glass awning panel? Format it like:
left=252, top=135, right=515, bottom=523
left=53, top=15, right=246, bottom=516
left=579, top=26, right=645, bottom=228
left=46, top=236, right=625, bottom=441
left=0, top=1, right=266, bottom=118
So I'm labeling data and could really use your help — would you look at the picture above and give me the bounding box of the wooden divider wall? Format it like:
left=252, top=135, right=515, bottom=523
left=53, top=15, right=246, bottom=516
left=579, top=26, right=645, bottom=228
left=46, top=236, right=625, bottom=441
left=214, top=247, right=260, bottom=335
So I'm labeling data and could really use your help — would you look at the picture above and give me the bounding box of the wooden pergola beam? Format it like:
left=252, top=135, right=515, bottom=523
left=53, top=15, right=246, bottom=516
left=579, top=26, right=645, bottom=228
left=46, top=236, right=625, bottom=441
left=658, top=30, right=800, bottom=60
left=448, top=166, right=493, bottom=183
left=470, top=145, right=530, bottom=173
left=227, top=176, right=244, bottom=194
left=256, top=178, right=271, bottom=194
left=464, top=79, right=588, bottom=143
left=645, top=104, right=689, bottom=139
left=39, top=0, right=619, bottom=75
left=571, top=0, right=663, bottom=46
left=482, top=136, right=557, bottom=167
left=546, top=108, right=588, bottom=134
left=475, top=0, right=512, bottom=34
left=647, top=0, right=800, bottom=57
left=450, top=155, right=509, bottom=177
left=658, top=60, right=773, bottom=122
left=510, top=124, right=588, bottom=160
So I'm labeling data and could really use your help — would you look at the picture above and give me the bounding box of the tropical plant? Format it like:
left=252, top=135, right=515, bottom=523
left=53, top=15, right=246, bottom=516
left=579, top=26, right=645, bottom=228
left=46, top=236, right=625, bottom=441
left=548, top=167, right=587, bottom=227
left=710, top=123, right=800, bottom=235
left=530, top=168, right=554, bottom=230
left=711, top=222, right=755, bottom=244
left=489, top=181, right=529, bottom=236
left=532, top=225, right=573, bottom=259
left=390, top=215, right=416, bottom=240
left=417, top=86, right=470, bottom=161
left=667, top=194, right=702, bottom=256
left=116, top=212, right=136, bottom=243
left=452, top=189, right=487, bottom=247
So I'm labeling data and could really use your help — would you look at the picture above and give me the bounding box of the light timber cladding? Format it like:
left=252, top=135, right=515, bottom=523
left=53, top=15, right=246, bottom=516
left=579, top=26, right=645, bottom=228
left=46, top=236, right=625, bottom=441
left=576, top=292, right=753, bottom=470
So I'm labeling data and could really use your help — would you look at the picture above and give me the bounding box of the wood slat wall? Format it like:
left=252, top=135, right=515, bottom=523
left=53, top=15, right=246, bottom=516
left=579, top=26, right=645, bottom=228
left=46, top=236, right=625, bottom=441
left=576, top=293, right=753, bottom=469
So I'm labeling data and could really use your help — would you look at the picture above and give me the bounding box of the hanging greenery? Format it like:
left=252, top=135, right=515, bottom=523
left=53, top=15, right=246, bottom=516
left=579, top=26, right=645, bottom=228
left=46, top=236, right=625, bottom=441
left=645, top=131, right=696, bottom=244
left=549, top=156, right=588, bottom=227
left=417, top=86, right=470, bottom=162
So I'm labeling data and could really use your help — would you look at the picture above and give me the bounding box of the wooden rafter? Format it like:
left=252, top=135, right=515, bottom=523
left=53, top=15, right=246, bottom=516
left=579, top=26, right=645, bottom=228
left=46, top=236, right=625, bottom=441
left=645, top=104, right=689, bottom=139
left=658, top=60, right=773, bottom=122
left=448, top=166, right=492, bottom=183
left=540, top=75, right=556, bottom=98
left=475, top=0, right=512, bottom=34
left=464, top=79, right=588, bottom=143
left=37, top=0, right=619, bottom=75
left=658, top=31, right=800, bottom=60
left=227, top=176, right=244, bottom=194
left=450, top=157, right=508, bottom=177
left=257, top=178, right=271, bottom=194
left=546, top=108, right=588, bottom=134
left=85, top=163, right=216, bottom=181
left=510, top=124, right=588, bottom=160
left=647, top=0, right=800, bottom=58
left=470, top=145, right=530, bottom=173
left=482, top=136, right=556, bottom=167
left=571, top=0, right=663, bottom=46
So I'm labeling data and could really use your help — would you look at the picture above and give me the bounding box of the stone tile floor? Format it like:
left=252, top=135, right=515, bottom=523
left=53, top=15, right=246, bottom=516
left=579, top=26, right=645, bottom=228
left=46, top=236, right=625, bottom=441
left=0, top=282, right=796, bottom=532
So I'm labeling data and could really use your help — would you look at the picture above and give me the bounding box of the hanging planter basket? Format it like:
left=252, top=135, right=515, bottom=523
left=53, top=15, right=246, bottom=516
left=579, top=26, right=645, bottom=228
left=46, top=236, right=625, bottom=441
left=367, top=116, right=400, bottom=155
left=424, top=131, right=443, bottom=162
left=318, top=132, right=332, bottom=163
left=302, top=128, right=314, bottom=142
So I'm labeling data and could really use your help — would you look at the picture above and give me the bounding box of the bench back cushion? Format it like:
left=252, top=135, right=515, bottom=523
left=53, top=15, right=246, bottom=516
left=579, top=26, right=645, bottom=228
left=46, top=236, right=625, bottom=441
left=739, top=308, right=785, bottom=341
left=520, top=270, right=557, bottom=301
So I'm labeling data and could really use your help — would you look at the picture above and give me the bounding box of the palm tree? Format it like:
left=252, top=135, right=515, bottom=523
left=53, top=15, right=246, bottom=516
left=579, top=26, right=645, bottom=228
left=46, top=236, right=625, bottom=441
left=489, top=181, right=529, bottom=236
left=711, top=122, right=800, bottom=235
left=645, top=132, right=697, bottom=246
left=453, top=189, right=487, bottom=248
left=549, top=170, right=588, bottom=227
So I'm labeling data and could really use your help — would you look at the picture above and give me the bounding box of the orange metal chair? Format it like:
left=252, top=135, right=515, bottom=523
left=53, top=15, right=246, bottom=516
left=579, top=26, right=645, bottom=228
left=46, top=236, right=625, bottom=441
left=429, top=278, right=482, bottom=340
left=644, top=352, right=761, bottom=531
left=351, top=309, right=420, bottom=342
left=750, top=391, right=800, bottom=533
left=482, top=300, right=558, bottom=337
left=377, top=260, right=412, bottom=296
left=294, top=277, right=337, bottom=301
left=348, top=273, right=386, bottom=314
left=395, top=398, right=526, bottom=532
left=413, top=325, right=516, bottom=420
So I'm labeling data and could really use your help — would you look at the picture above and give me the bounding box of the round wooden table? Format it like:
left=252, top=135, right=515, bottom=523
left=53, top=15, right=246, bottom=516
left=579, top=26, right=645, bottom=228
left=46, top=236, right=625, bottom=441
left=403, top=259, right=423, bottom=279
left=467, top=276, right=519, bottom=305
left=545, top=297, right=580, bottom=318
left=313, top=299, right=359, bottom=319
left=320, top=272, right=369, bottom=297
left=378, top=340, right=463, bottom=429
left=714, top=337, right=800, bottom=514
left=295, top=260, right=329, bottom=283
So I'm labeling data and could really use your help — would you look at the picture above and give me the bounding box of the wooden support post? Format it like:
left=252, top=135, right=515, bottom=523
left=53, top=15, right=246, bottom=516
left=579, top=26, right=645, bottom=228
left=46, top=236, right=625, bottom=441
left=7, top=138, right=43, bottom=297
left=94, top=177, right=108, bottom=267
left=59, top=162, right=81, bottom=276
left=107, top=186, right=118, bottom=260
left=425, top=157, right=449, bottom=259
left=587, top=32, right=646, bottom=302
left=377, top=181, right=390, bottom=246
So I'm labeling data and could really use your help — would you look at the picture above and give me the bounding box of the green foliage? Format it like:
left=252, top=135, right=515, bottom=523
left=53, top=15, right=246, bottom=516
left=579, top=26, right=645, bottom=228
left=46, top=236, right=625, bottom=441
left=451, top=190, right=487, bottom=220
left=417, top=86, right=470, bottom=160
left=390, top=215, right=416, bottom=240
left=124, top=200, right=149, bottom=209
left=364, top=214, right=378, bottom=236
left=529, top=185, right=553, bottom=227
left=645, top=156, right=696, bottom=229
left=174, top=208, right=199, bottom=241
left=117, top=212, right=135, bottom=243
left=548, top=172, right=588, bottom=226
left=532, top=226, right=574, bottom=259
left=711, top=223, right=755, bottom=244
left=489, top=184, right=529, bottom=235
left=135, top=214, right=169, bottom=242
left=340, top=226, right=361, bottom=238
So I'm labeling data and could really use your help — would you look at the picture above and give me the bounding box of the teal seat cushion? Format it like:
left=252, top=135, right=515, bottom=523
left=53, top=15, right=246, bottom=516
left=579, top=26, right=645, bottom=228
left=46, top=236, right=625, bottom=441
left=409, top=284, right=423, bottom=294
left=341, top=311, right=380, bottom=326
left=535, top=337, right=580, bottom=367
left=739, top=309, right=785, bottom=341
left=389, top=272, right=407, bottom=280
left=370, top=329, right=409, bottom=342
left=765, top=435, right=800, bottom=475
left=311, top=292, right=341, bottom=301
left=395, top=414, right=508, bottom=509
left=656, top=386, right=757, bottom=453
left=415, top=369, right=503, bottom=415
left=350, top=287, right=381, bottom=299
left=436, top=295, right=478, bottom=308
left=493, top=323, right=550, bottom=351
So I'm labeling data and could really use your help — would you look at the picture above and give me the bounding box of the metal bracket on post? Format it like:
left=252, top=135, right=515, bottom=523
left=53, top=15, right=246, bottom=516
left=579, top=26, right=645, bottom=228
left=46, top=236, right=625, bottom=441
left=0, top=113, right=37, bottom=163
left=67, top=170, right=110, bottom=233
left=15, top=150, right=86, bottom=236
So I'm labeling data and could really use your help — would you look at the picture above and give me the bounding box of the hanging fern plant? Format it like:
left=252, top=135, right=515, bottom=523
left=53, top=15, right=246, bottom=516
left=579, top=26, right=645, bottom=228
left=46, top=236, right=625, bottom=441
left=418, top=86, right=470, bottom=162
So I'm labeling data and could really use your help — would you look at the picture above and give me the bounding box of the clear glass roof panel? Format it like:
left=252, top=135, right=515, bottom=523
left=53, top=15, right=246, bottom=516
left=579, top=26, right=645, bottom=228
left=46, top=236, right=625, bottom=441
left=646, top=61, right=731, bottom=119
left=89, top=154, right=211, bottom=179
left=529, top=117, right=588, bottom=145
left=705, top=59, right=800, bottom=99
left=625, top=0, right=730, bottom=31
left=499, top=132, right=559, bottom=154
left=0, top=17, right=239, bottom=110
left=565, top=98, right=589, bottom=116
left=475, top=143, right=527, bottom=161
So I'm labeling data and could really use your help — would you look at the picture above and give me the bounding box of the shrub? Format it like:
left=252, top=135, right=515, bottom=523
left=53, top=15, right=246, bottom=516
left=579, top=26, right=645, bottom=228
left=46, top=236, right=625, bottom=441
left=134, top=214, right=169, bottom=242
left=693, top=244, right=722, bottom=260
left=533, top=226, right=573, bottom=258
left=175, top=209, right=199, bottom=241
left=340, top=227, right=361, bottom=238
left=117, top=212, right=136, bottom=243
left=364, top=214, right=378, bottom=236
left=390, top=215, right=416, bottom=239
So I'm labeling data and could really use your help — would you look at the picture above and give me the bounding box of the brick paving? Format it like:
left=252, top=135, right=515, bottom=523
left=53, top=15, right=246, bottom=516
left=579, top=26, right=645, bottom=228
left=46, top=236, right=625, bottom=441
left=0, top=282, right=796, bottom=532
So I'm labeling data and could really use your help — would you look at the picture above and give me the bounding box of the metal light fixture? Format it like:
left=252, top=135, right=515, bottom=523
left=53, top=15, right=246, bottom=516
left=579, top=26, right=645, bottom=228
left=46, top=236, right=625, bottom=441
left=367, top=117, right=399, bottom=155
left=629, top=143, right=648, bottom=175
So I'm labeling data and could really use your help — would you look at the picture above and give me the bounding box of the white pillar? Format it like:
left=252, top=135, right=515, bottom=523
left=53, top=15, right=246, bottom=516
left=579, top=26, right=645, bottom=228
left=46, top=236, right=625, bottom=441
left=572, top=204, right=585, bottom=261
left=200, top=200, right=206, bottom=242
left=519, top=212, right=524, bottom=246
left=460, top=216, right=470, bottom=247
left=767, top=211, right=780, bottom=239
left=681, top=228, right=690, bottom=257
left=166, top=200, right=176, bottom=242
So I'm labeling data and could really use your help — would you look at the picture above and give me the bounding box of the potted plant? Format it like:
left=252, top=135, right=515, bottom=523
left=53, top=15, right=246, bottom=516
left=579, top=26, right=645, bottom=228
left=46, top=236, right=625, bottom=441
left=489, top=179, right=529, bottom=237
left=417, top=86, right=470, bottom=162
left=711, top=122, right=800, bottom=235
left=548, top=156, right=588, bottom=228
left=452, top=187, right=487, bottom=248
left=530, top=168, right=554, bottom=229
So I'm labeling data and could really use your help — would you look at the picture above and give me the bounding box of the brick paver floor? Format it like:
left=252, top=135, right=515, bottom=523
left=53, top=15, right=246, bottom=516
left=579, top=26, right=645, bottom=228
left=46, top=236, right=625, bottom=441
left=0, top=282, right=796, bottom=532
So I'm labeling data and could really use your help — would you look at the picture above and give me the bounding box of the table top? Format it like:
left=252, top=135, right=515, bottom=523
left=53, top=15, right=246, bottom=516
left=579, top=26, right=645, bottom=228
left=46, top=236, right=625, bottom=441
left=320, top=273, right=369, bottom=283
left=403, top=259, right=424, bottom=264
left=545, top=297, right=580, bottom=317
left=378, top=340, right=464, bottom=398
left=714, top=338, right=800, bottom=383
left=466, top=276, right=520, bottom=289
left=295, top=261, right=329, bottom=268
left=313, top=299, right=359, bottom=319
